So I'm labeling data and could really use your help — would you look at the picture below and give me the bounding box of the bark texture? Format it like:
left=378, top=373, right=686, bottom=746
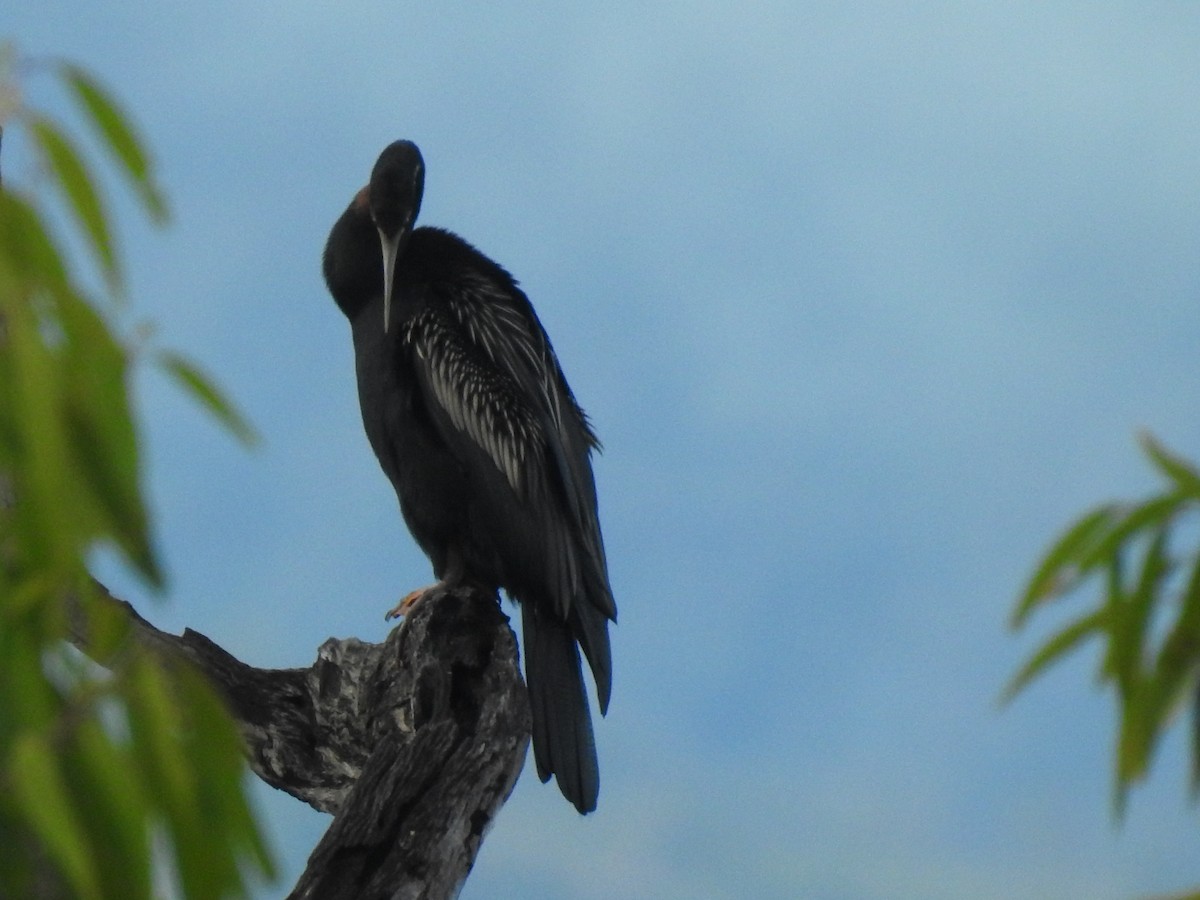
left=72, top=582, right=531, bottom=900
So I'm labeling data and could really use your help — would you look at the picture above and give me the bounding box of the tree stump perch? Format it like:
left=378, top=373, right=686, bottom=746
left=71, top=582, right=532, bottom=900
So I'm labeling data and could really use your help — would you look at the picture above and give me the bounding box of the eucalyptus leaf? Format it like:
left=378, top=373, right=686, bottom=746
left=1109, top=527, right=1171, bottom=690
left=125, top=657, right=225, bottom=899
left=178, top=665, right=276, bottom=883
left=2, top=51, right=271, bottom=900
left=10, top=733, right=101, bottom=899
left=1001, top=607, right=1107, bottom=704
left=59, top=64, right=168, bottom=224
left=1011, top=435, right=1200, bottom=823
left=29, top=115, right=120, bottom=294
left=0, top=190, right=70, bottom=288
left=157, top=350, right=260, bottom=448
left=63, top=718, right=152, bottom=899
left=1141, top=432, right=1200, bottom=499
left=126, top=657, right=195, bottom=819
left=1012, top=504, right=1117, bottom=626
left=3, top=286, right=83, bottom=576
left=57, top=292, right=163, bottom=588
left=1083, top=493, right=1186, bottom=572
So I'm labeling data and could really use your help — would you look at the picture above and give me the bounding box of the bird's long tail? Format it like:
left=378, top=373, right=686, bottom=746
left=521, top=602, right=599, bottom=814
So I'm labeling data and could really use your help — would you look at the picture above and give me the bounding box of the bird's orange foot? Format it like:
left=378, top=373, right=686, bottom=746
left=384, top=584, right=438, bottom=621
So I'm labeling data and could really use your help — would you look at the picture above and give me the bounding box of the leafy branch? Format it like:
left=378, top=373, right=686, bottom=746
left=0, top=41, right=269, bottom=898
left=1006, top=432, right=1200, bottom=817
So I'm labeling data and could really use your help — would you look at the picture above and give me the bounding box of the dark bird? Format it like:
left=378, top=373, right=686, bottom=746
left=322, top=140, right=616, bottom=814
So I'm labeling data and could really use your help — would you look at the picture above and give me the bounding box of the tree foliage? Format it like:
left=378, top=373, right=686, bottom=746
left=1007, top=432, right=1200, bottom=821
left=0, top=42, right=270, bottom=898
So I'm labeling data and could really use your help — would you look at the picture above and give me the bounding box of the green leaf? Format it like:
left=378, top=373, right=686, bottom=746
left=0, top=190, right=71, bottom=289
left=29, top=114, right=120, bottom=293
left=126, top=657, right=196, bottom=820
left=157, top=351, right=260, bottom=448
left=2, top=52, right=273, bottom=900
left=173, top=665, right=275, bottom=895
left=62, top=718, right=152, bottom=899
left=125, top=656, right=216, bottom=898
left=2, top=284, right=84, bottom=578
left=0, top=611, right=60, bottom=728
left=58, top=293, right=163, bottom=588
left=1082, top=492, right=1186, bottom=572
left=1165, top=554, right=1200, bottom=796
left=1115, top=671, right=1154, bottom=815
left=1001, top=607, right=1107, bottom=704
left=1107, top=527, right=1174, bottom=814
left=1110, top=526, right=1170, bottom=692
left=1010, top=420, right=1200, bottom=820
left=58, top=64, right=168, bottom=224
left=1012, top=504, right=1118, bottom=626
left=123, top=657, right=272, bottom=898
left=1152, top=552, right=1200, bottom=697
left=1140, top=431, right=1200, bottom=499
left=1, top=277, right=162, bottom=588
left=9, top=733, right=101, bottom=899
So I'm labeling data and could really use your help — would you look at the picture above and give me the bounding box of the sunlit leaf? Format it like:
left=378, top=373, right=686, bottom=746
left=1, top=52, right=272, bottom=900
left=0, top=190, right=70, bottom=288
left=2, top=284, right=82, bottom=577
left=1141, top=432, right=1200, bottom=499
left=1152, top=555, right=1200, bottom=705
left=1083, top=493, right=1186, bottom=572
left=62, top=718, right=151, bottom=899
left=124, top=656, right=235, bottom=899
left=57, top=292, right=163, bottom=587
left=0, top=613, right=59, bottom=728
left=126, top=657, right=195, bottom=819
left=1012, top=504, right=1118, bottom=626
left=1098, top=554, right=1130, bottom=689
left=1109, top=527, right=1170, bottom=692
left=59, top=64, right=167, bottom=224
left=9, top=733, right=101, bottom=899
left=28, top=114, right=120, bottom=293
left=169, top=664, right=275, bottom=896
left=122, top=656, right=271, bottom=898
left=1114, top=692, right=1147, bottom=817
left=180, top=666, right=275, bottom=883
left=1001, top=607, right=1107, bottom=704
left=1166, top=555, right=1200, bottom=799
left=157, top=351, right=260, bottom=448
left=1010, top=433, right=1200, bottom=820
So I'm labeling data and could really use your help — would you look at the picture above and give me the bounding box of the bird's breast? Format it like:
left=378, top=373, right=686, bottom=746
left=350, top=302, right=472, bottom=567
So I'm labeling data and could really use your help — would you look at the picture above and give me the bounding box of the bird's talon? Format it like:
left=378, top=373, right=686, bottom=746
left=384, top=587, right=428, bottom=621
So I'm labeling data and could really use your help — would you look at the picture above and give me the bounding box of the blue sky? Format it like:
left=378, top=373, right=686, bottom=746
left=8, top=4, right=1200, bottom=898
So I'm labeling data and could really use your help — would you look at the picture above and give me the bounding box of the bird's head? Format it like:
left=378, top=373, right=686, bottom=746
left=368, top=140, right=425, bottom=332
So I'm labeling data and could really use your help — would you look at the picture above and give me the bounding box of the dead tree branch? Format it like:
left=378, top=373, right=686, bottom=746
left=71, top=582, right=531, bottom=900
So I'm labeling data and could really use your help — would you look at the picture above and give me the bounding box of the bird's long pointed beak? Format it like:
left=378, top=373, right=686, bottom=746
left=378, top=228, right=403, bottom=333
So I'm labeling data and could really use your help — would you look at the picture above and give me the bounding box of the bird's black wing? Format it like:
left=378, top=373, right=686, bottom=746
left=401, top=268, right=615, bottom=814
left=450, top=270, right=608, bottom=581
left=401, top=270, right=615, bottom=628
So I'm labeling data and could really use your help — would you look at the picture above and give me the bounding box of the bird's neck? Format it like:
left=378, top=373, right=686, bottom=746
left=323, top=205, right=384, bottom=321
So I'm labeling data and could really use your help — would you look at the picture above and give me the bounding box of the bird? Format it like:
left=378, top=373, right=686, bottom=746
left=322, top=140, right=616, bottom=814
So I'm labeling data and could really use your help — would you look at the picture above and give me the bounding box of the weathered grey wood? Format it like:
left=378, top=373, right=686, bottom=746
left=71, top=581, right=531, bottom=900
